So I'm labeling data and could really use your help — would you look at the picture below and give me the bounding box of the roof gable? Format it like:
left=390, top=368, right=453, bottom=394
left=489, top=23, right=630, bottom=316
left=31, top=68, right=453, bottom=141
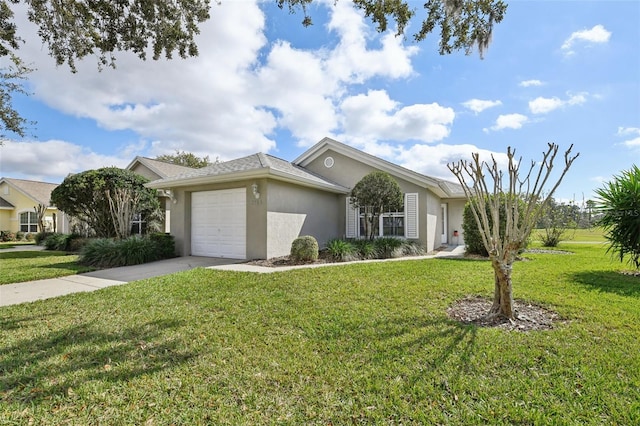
left=146, top=153, right=349, bottom=193
left=0, top=196, right=14, bottom=209
left=294, top=137, right=465, bottom=198
left=0, top=178, right=58, bottom=206
left=126, top=156, right=199, bottom=179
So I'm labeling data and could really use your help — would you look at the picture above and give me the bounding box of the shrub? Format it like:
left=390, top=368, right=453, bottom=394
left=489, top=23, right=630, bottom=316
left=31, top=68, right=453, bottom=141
left=0, top=230, right=16, bottom=242
left=25, top=233, right=35, bottom=241
left=290, top=235, right=319, bottom=262
left=15, top=231, right=25, bottom=241
left=43, top=233, right=68, bottom=250
left=35, top=232, right=54, bottom=245
left=401, top=240, right=426, bottom=256
left=373, top=237, right=404, bottom=258
left=326, top=238, right=358, bottom=262
left=538, top=228, right=566, bottom=247
left=68, top=236, right=89, bottom=252
left=352, top=239, right=377, bottom=259
left=79, top=234, right=176, bottom=268
left=42, top=233, right=86, bottom=251
left=148, top=233, right=176, bottom=259
left=462, top=195, right=529, bottom=256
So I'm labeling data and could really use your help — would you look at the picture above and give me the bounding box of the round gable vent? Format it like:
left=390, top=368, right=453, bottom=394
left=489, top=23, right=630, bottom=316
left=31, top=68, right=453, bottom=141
left=324, top=156, right=335, bottom=168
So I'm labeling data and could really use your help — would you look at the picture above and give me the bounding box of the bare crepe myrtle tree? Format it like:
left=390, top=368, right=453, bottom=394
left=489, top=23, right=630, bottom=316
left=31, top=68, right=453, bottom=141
left=448, top=143, right=579, bottom=320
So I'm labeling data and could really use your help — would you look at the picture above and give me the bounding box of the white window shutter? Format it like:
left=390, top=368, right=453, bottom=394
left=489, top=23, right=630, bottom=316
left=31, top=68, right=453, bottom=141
left=405, top=193, right=419, bottom=239
left=345, top=197, right=359, bottom=238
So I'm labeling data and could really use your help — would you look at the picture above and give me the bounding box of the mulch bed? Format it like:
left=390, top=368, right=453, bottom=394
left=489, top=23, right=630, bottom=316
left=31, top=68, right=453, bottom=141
left=447, top=296, right=562, bottom=332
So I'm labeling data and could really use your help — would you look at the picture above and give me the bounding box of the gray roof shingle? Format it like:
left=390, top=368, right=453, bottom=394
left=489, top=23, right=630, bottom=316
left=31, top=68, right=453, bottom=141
left=131, top=157, right=199, bottom=178
left=147, top=153, right=348, bottom=192
left=2, top=178, right=58, bottom=206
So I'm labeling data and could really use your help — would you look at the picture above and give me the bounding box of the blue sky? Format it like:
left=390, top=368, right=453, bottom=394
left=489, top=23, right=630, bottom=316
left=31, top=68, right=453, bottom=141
left=1, top=0, right=638, bottom=203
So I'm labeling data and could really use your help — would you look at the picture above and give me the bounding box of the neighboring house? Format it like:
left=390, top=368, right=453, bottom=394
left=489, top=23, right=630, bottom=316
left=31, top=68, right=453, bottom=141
left=146, top=137, right=468, bottom=260
left=125, top=157, right=199, bottom=233
left=0, top=178, right=63, bottom=234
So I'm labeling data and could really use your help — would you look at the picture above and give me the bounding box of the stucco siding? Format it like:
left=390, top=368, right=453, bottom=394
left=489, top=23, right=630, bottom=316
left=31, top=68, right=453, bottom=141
left=425, top=191, right=441, bottom=252
left=447, top=199, right=467, bottom=246
left=0, top=183, right=58, bottom=233
left=266, top=181, right=340, bottom=257
left=168, top=180, right=267, bottom=259
left=129, top=163, right=161, bottom=181
left=302, top=149, right=443, bottom=251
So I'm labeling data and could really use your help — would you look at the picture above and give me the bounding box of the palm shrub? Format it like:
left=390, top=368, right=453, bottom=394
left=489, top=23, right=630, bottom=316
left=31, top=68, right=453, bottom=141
left=42, top=233, right=86, bottom=251
left=401, top=240, right=426, bottom=256
left=148, top=233, right=176, bottom=259
left=326, top=238, right=358, bottom=262
left=595, top=165, right=640, bottom=269
left=352, top=239, right=377, bottom=259
left=43, top=233, right=68, bottom=250
left=79, top=234, right=176, bottom=268
left=290, top=235, right=319, bottom=262
left=373, top=237, right=404, bottom=258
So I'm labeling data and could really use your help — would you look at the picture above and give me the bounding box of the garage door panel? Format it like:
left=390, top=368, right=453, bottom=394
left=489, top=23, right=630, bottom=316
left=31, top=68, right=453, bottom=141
left=191, top=188, right=246, bottom=259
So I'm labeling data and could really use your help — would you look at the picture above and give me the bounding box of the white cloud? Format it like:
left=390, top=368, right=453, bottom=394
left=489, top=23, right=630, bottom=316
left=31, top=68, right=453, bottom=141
left=519, top=79, right=544, bottom=87
left=0, top=140, right=128, bottom=183
left=461, top=99, right=502, bottom=114
left=529, top=93, right=588, bottom=114
left=485, top=114, right=529, bottom=132
left=339, top=90, right=455, bottom=143
left=396, top=143, right=511, bottom=182
left=617, top=127, right=640, bottom=147
left=561, top=24, right=611, bottom=56
left=617, top=127, right=640, bottom=136
left=4, top=0, right=426, bottom=176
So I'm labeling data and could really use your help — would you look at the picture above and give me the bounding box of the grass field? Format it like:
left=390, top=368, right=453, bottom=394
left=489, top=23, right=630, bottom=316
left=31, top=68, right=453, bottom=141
left=532, top=227, right=607, bottom=243
left=0, top=251, right=94, bottom=285
left=1, top=243, right=638, bottom=424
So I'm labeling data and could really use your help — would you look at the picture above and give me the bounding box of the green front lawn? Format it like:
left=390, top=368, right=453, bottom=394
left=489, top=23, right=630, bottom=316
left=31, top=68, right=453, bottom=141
left=0, top=241, right=36, bottom=249
left=0, top=251, right=94, bottom=285
left=1, top=244, right=638, bottom=424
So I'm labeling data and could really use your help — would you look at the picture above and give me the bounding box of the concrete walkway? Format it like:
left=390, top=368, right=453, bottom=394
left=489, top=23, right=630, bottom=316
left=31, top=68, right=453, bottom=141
left=1, top=245, right=465, bottom=307
left=0, top=256, right=243, bottom=307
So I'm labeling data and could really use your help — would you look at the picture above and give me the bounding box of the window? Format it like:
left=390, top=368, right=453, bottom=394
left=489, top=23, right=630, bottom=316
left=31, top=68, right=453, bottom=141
left=20, top=211, right=38, bottom=232
left=382, top=212, right=405, bottom=237
left=358, top=208, right=405, bottom=238
left=347, top=193, right=418, bottom=239
left=131, top=213, right=146, bottom=235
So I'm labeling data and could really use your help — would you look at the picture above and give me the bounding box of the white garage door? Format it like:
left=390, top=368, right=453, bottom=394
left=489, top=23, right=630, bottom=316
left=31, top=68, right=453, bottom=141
left=191, top=188, right=246, bottom=259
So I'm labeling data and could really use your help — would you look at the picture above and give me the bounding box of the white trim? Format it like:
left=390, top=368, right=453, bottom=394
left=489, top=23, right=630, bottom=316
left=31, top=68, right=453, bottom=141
left=441, top=203, right=448, bottom=244
left=294, top=138, right=454, bottom=198
left=405, top=193, right=419, bottom=239
left=345, top=197, right=359, bottom=238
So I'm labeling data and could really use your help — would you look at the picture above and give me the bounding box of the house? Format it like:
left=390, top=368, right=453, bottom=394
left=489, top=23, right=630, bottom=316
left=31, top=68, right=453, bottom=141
left=146, top=137, right=468, bottom=260
left=0, top=178, right=63, bottom=234
left=125, top=157, right=199, bottom=233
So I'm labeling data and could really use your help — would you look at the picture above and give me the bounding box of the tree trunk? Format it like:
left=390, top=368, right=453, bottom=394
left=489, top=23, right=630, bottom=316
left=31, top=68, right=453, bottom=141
left=489, top=257, right=515, bottom=319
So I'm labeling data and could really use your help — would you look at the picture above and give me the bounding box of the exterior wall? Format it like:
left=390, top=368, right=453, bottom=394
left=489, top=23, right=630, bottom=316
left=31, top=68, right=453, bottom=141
left=0, top=182, right=58, bottom=234
left=446, top=199, right=467, bottom=246
left=425, top=191, right=440, bottom=252
left=168, top=179, right=267, bottom=259
left=0, top=209, right=12, bottom=231
left=129, top=163, right=161, bottom=181
left=266, top=180, right=341, bottom=258
left=128, top=163, right=173, bottom=232
left=302, top=149, right=434, bottom=251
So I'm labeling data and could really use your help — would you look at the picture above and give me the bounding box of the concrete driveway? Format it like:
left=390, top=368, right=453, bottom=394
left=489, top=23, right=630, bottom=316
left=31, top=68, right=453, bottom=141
left=0, top=256, right=243, bottom=307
